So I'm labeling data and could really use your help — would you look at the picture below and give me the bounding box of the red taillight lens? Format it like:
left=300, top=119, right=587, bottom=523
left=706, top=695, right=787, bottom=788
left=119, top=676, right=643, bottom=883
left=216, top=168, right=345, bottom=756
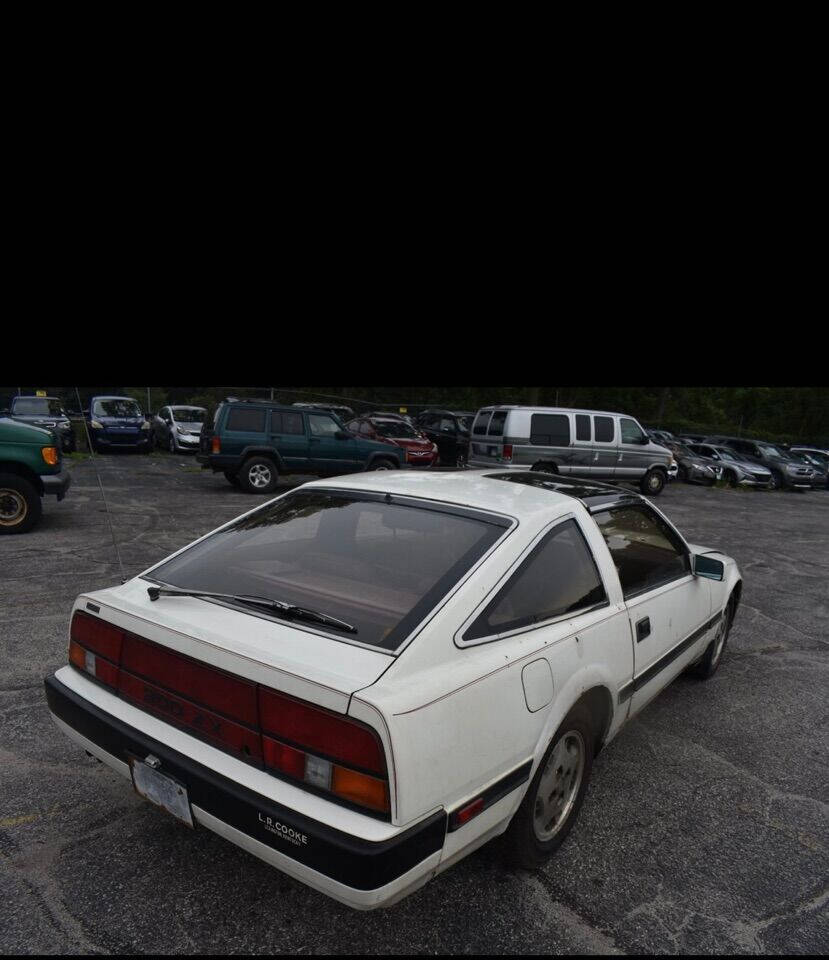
left=258, top=688, right=385, bottom=776
left=120, top=634, right=258, bottom=726
left=66, top=612, right=390, bottom=814
left=502, top=444, right=513, bottom=461
left=71, top=611, right=123, bottom=662
left=454, top=796, right=484, bottom=827
left=211, top=435, right=221, bottom=454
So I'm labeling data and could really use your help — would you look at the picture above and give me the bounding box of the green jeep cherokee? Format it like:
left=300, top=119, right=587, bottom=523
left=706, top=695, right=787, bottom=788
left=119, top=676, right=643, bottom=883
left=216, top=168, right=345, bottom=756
left=197, top=400, right=409, bottom=493
left=0, top=416, right=71, bottom=533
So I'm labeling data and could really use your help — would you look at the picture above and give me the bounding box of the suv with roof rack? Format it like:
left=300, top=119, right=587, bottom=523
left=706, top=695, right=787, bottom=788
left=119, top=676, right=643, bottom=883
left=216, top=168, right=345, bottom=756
left=468, top=405, right=673, bottom=495
left=47, top=468, right=741, bottom=909
left=197, top=399, right=407, bottom=493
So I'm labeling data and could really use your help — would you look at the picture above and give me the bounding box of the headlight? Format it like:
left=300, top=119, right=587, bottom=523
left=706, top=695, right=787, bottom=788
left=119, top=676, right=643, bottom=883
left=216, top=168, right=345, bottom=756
left=90, top=420, right=103, bottom=429
left=141, top=421, right=150, bottom=430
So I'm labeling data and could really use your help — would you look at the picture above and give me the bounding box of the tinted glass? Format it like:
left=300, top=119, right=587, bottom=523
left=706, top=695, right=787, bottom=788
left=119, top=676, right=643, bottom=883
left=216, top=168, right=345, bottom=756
left=594, top=416, right=614, bottom=443
left=374, top=420, right=419, bottom=438
left=575, top=414, right=591, bottom=441
left=620, top=418, right=645, bottom=444
left=93, top=399, right=142, bottom=418
left=308, top=414, right=340, bottom=437
left=226, top=407, right=266, bottom=432
left=150, top=491, right=508, bottom=651
left=473, top=411, right=492, bottom=435
left=593, top=506, right=689, bottom=598
left=13, top=398, right=63, bottom=416
left=465, top=519, right=607, bottom=641
left=530, top=414, right=570, bottom=446
left=282, top=411, right=303, bottom=435
left=488, top=411, right=508, bottom=436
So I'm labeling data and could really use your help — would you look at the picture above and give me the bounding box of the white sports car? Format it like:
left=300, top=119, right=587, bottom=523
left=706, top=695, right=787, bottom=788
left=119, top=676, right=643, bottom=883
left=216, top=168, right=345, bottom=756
left=45, top=469, right=742, bottom=909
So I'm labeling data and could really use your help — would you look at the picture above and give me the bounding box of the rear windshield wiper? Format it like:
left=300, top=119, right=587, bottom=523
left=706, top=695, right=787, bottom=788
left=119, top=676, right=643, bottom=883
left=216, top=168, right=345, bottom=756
left=146, top=585, right=357, bottom=634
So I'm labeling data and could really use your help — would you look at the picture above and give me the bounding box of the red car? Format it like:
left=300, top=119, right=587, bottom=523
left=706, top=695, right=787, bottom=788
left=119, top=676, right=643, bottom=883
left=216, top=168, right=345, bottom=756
left=346, top=416, right=438, bottom=468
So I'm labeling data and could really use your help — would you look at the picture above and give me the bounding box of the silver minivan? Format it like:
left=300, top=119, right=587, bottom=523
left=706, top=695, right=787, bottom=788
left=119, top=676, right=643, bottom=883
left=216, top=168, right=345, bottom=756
left=467, top=405, right=673, bottom=495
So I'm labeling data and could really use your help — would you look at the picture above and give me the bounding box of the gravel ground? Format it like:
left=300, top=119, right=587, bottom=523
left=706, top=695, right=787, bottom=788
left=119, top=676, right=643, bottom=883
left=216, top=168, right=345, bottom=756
left=1, top=454, right=827, bottom=954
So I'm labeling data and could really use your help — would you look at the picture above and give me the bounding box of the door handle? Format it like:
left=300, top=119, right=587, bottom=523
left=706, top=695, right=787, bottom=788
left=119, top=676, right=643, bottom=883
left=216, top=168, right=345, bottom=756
left=636, top=617, right=651, bottom=642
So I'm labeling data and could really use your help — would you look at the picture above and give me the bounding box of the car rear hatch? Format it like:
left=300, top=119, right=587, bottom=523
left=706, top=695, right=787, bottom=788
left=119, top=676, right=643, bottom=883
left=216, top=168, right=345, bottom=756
left=66, top=578, right=396, bottom=816
left=470, top=409, right=512, bottom=463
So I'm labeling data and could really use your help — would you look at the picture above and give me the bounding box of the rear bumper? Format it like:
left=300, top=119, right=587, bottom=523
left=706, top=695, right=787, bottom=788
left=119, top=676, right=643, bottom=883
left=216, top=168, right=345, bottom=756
left=41, top=470, right=71, bottom=501
left=44, top=674, right=446, bottom=909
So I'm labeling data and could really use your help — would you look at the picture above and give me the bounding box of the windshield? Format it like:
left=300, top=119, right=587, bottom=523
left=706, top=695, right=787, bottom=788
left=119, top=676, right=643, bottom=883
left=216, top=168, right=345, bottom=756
left=758, top=442, right=789, bottom=459
left=714, top=447, right=741, bottom=462
left=171, top=407, right=205, bottom=423
left=93, top=398, right=142, bottom=418
left=372, top=421, right=419, bottom=439
left=13, top=398, right=64, bottom=416
left=147, top=490, right=508, bottom=651
left=670, top=442, right=694, bottom=458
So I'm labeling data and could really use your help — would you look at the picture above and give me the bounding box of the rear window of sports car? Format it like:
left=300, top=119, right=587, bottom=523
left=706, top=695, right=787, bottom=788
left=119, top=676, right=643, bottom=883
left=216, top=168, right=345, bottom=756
left=147, top=490, right=511, bottom=651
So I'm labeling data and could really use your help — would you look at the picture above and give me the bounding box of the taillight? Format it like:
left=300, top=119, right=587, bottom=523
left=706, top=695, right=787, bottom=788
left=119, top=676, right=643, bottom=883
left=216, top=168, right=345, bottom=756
left=211, top=435, right=221, bottom=454
left=502, top=443, right=513, bottom=461
left=67, top=612, right=390, bottom=815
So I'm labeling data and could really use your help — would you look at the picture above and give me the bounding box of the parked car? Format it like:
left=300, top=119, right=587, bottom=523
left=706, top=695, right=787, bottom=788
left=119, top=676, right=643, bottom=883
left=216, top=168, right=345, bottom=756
left=676, top=433, right=708, bottom=445
left=686, top=443, right=773, bottom=488
left=783, top=450, right=828, bottom=489
left=44, top=468, right=741, bottom=909
left=704, top=436, right=819, bottom=490
left=197, top=400, right=407, bottom=493
left=345, top=415, right=438, bottom=469
left=644, top=428, right=676, bottom=447
left=86, top=396, right=151, bottom=453
left=468, top=406, right=673, bottom=496
left=415, top=409, right=474, bottom=467
left=151, top=405, right=207, bottom=454
left=663, top=440, right=722, bottom=485
left=0, top=416, right=71, bottom=533
left=292, top=402, right=355, bottom=422
left=5, top=395, right=76, bottom=453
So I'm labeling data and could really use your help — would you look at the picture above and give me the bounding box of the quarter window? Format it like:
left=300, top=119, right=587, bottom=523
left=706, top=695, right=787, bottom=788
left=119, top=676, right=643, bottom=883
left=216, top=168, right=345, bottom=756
left=282, top=411, right=304, bottom=435
left=464, top=519, right=607, bottom=641
left=593, top=505, right=689, bottom=599
left=530, top=414, right=570, bottom=447
left=472, top=411, right=491, bottom=435
left=487, top=411, right=508, bottom=436
left=594, top=416, right=615, bottom=443
left=620, top=418, right=645, bottom=444
left=226, top=407, right=266, bottom=432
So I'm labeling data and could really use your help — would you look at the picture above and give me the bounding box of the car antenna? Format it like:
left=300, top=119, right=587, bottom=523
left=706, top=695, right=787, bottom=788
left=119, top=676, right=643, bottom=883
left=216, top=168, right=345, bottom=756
left=74, top=387, right=128, bottom=584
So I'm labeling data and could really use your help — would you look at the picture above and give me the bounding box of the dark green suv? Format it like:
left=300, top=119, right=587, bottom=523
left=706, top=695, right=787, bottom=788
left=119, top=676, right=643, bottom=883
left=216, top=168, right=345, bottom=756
left=197, top=400, right=408, bottom=493
left=1, top=416, right=71, bottom=533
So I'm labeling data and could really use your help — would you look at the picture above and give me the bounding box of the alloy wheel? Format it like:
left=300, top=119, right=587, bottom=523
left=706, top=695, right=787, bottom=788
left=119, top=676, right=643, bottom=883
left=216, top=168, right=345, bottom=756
left=248, top=463, right=272, bottom=487
left=533, top=730, right=585, bottom=842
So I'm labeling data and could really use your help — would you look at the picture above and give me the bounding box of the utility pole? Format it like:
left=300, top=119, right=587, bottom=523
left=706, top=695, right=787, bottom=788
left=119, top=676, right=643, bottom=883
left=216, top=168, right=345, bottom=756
left=146, top=387, right=151, bottom=413
left=270, top=387, right=274, bottom=400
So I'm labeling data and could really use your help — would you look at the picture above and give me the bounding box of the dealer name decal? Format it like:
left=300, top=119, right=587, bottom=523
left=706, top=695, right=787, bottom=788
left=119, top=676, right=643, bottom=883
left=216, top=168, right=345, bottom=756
left=258, top=813, right=308, bottom=846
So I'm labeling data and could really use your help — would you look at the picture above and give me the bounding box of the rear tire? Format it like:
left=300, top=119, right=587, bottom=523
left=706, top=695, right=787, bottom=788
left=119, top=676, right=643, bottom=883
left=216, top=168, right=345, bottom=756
left=725, top=469, right=738, bottom=487
left=239, top=456, right=279, bottom=494
left=504, top=705, right=594, bottom=870
left=0, top=473, right=42, bottom=535
left=640, top=468, right=666, bottom=495
left=367, top=457, right=396, bottom=471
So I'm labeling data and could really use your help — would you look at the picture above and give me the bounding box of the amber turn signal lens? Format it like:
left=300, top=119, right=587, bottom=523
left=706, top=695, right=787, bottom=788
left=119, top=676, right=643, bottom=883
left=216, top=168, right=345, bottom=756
left=331, top=766, right=389, bottom=813
left=69, top=640, right=86, bottom=669
left=42, top=446, right=59, bottom=466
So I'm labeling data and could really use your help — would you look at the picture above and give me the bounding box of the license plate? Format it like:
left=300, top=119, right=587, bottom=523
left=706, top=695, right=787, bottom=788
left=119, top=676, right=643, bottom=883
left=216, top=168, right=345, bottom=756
left=130, top=758, right=194, bottom=828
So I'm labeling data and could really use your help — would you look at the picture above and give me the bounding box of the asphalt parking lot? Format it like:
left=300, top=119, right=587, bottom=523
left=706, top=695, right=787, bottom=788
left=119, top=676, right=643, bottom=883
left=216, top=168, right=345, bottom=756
left=1, top=454, right=827, bottom=954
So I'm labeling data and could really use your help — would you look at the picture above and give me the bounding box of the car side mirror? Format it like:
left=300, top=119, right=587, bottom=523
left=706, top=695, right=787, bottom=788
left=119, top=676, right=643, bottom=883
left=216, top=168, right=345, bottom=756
left=335, top=430, right=351, bottom=440
left=693, top=554, right=724, bottom=581
left=639, top=435, right=650, bottom=444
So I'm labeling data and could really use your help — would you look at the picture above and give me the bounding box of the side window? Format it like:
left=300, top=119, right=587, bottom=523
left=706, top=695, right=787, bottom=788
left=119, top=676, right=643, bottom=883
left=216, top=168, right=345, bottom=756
left=269, top=411, right=284, bottom=433
left=226, top=407, right=266, bottom=433
left=308, top=414, right=340, bottom=437
left=620, top=418, right=645, bottom=444
left=530, top=413, right=570, bottom=446
left=346, top=420, right=360, bottom=434
left=593, top=416, right=615, bottom=443
left=575, top=414, right=591, bottom=441
left=487, top=411, right=508, bottom=436
left=282, top=411, right=304, bottom=435
left=464, top=519, right=607, bottom=641
left=440, top=417, right=455, bottom=431
left=359, top=422, right=373, bottom=436
left=472, top=411, right=491, bottom=435
left=593, top=505, right=689, bottom=599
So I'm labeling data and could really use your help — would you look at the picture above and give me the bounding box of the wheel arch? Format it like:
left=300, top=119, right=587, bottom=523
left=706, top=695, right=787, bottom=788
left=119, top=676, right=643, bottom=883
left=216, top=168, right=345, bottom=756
left=530, top=460, right=560, bottom=474
left=239, top=447, right=285, bottom=472
left=0, top=461, right=44, bottom=496
left=364, top=451, right=402, bottom=470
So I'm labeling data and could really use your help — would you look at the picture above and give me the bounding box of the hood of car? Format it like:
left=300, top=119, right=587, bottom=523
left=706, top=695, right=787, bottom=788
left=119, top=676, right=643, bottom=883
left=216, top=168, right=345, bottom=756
left=389, top=437, right=433, bottom=449
left=96, top=416, right=145, bottom=425
left=174, top=421, right=204, bottom=432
